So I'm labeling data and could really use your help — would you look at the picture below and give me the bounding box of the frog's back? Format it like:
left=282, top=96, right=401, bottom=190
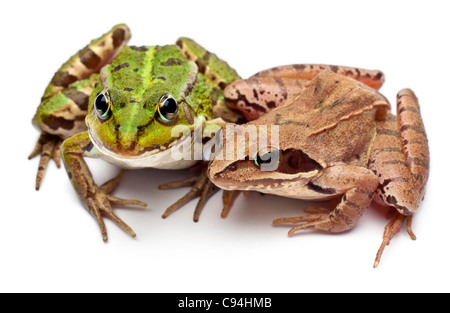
left=253, top=71, right=390, bottom=167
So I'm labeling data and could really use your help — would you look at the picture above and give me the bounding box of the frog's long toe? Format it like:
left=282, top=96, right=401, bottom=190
left=86, top=170, right=147, bottom=242
left=373, top=212, right=415, bottom=268
left=273, top=213, right=331, bottom=236
left=160, top=166, right=219, bottom=222
left=29, top=133, right=63, bottom=190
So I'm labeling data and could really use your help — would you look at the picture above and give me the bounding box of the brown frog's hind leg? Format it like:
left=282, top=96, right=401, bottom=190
left=224, top=64, right=385, bottom=121
left=369, top=89, right=429, bottom=267
left=273, top=165, right=379, bottom=235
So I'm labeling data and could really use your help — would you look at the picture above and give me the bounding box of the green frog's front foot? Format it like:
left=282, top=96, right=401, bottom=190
left=29, top=133, right=63, bottom=190
left=85, top=170, right=147, bottom=242
left=159, top=163, right=219, bottom=222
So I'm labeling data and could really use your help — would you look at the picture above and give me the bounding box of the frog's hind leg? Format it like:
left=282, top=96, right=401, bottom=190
left=273, top=165, right=379, bottom=235
left=160, top=163, right=219, bottom=222
left=29, top=74, right=100, bottom=189
left=41, top=24, right=131, bottom=101
left=250, top=64, right=385, bottom=90
left=225, top=64, right=385, bottom=121
left=176, top=37, right=244, bottom=123
left=29, top=134, right=62, bottom=190
left=369, top=89, right=429, bottom=267
left=30, top=24, right=131, bottom=190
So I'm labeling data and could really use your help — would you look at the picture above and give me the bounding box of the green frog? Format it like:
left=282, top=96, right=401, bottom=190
left=29, top=24, right=242, bottom=241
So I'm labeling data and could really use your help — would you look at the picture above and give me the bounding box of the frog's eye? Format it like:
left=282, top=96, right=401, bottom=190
left=94, top=91, right=112, bottom=121
left=255, top=146, right=280, bottom=171
left=156, top=94, right=179, bottom=123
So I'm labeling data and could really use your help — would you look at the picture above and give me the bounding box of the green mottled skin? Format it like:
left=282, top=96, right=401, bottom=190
left=86, top=45, right=216, bottom=155
left=177, top=37, right=240, bottom=86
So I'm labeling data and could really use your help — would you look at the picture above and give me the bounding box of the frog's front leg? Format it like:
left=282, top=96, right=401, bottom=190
left=273, top=165, right=379, bottom=234
left=61, top=132, right=147, bottom=242
left=159, top=120, right=226, bottom=221
left=159, top=38, right=243, bottom=221
left=159, top=162, right=219, bottom=222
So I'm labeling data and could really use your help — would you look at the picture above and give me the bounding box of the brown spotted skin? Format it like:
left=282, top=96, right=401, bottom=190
left=225, top=64, right=385, bottom=121
left=369, top=89, right=429, bottom=215
left=210, top=71, right=429, bottom=266
left=224, top=77, right=308, bottom=121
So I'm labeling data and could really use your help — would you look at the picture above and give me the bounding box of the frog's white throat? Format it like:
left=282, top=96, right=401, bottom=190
left=88, top=117, right=205, bottom=170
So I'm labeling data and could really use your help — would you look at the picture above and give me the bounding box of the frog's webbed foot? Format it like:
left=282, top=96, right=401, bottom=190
left=86, top=170, right=147, bottom=242
left=273, top=206, right=336, bottom=235
left=160, top=163, right=219, bottom=222
left=28, top=133, right=63, bottom=190
left=273, top=165, right=379, bottom=238
left=373, top=211, right=416, bottom=268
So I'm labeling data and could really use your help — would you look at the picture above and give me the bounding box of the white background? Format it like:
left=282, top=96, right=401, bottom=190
left=1, top=0, right=449, bottom=293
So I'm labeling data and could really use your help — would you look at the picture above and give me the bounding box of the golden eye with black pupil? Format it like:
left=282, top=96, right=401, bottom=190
left=156, top=94, right=178, bottom=123
left=255, top=146, right=280, bottom=169
left=94, top=91, right=112, bottom=121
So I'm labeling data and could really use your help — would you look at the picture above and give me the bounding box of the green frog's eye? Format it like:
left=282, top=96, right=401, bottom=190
left=94, top=91, right=112, bottom=121
left=156, top=94, right=179, bottom=123
left=255, top=146, right=280, bottom=171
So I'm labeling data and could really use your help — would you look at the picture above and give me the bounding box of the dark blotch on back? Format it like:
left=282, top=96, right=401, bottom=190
left=161, top=58, right=183, bottom=66
left=130, top=46, right=148, bottom=52
left=330, top=65, right=339, bottom=73
left=111, top=62, right=130, bottom=73
left=293, top=64, right=306, bottom=71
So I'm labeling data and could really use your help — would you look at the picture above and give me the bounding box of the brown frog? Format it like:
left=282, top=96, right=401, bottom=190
left=208, top=69, right=429, bottom=267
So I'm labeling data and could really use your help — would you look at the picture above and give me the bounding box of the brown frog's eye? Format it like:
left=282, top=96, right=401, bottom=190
left=94, top=91, right=112, bottom=121
left=156, top=94, right=178, bottom=123
left=255, top=146, right=280, bottom=171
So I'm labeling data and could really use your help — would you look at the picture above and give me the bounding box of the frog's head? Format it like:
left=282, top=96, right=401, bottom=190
left=207, top=119, right=325, bottom=196
left=86, top=45, right=212, bottom=160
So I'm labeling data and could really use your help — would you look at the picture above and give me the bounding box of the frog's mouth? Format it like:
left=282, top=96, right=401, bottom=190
left=87, top=116, right=207, bottom=169
left=89, top=130, right=198, bottom=170
left=208, top=148, right=325, bottom=194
